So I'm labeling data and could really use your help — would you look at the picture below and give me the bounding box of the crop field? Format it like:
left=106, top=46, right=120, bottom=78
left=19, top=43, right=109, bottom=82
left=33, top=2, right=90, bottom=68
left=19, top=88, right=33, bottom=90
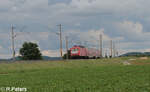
left=0, top=57, right=150, bottom=92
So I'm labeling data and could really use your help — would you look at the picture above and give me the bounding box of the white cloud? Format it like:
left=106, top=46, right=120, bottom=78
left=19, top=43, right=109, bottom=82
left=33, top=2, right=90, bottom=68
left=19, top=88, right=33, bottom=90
left=63, top=28, right=124, bottom=49
left=115, top=20, right=150, bottom=42
left=117, top=21, right=143, bottom=36
left=42, top=49, right=66, bottom=57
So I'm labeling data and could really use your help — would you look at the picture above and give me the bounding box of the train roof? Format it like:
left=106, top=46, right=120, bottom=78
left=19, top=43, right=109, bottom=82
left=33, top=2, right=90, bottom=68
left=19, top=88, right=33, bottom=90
left=73, top=45, right=85, bottom=48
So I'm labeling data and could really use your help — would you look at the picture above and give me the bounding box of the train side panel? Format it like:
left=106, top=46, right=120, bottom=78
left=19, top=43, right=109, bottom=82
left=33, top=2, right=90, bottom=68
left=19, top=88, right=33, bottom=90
left=86, top=48, right=100, bottom=58
left=70, top=45, right=101, bottom=58
left=80, top=48, right=87, bottom=56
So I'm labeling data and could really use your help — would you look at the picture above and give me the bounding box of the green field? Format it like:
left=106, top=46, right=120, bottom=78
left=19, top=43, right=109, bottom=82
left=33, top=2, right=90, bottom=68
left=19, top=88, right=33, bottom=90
left=0, top=57, right=150, bottom=92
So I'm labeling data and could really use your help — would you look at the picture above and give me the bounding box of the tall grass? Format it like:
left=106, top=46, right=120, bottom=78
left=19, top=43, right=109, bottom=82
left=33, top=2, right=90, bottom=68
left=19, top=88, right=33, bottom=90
left=0, top=57, right=149, bottom=92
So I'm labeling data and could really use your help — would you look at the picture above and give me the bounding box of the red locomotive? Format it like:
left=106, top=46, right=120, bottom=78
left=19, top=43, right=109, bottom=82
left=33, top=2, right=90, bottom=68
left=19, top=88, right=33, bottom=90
left=70, top=45, right=101, bottom=59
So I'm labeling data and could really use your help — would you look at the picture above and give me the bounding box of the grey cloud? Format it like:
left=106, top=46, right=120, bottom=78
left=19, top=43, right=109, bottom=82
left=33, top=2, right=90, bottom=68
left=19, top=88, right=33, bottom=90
left=48, top=0, right=150, bottom=51
left=48, top=0, right=71, bottom=5
left=0, top=0, right=150, bottom=58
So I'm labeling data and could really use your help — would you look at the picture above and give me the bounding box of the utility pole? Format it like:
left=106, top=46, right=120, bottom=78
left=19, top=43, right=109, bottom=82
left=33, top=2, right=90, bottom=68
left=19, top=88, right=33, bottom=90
left=105, top=49, right=108, bottom=58
left=113, top=42, right=115, bottom=57
left=99, top=34, right=103, bottom=58
left=65, top=36, right=69, bottom=60
left=110, top=40, right=113, bottom=58
left=58, top=24, right=63, bottom=57
left=11, top=24, right=15, bottom=61
left=116, top=51, right=119, bottom=57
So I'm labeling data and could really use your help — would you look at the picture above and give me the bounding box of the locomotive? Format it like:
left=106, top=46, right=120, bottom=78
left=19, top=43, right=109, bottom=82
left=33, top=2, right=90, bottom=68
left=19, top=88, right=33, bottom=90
left=70, top=45, right=101, bottom=59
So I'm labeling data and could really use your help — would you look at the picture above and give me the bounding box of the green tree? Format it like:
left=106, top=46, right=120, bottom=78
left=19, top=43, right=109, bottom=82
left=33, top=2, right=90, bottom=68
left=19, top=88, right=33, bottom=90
left=19, top=42, right=42, bottom=60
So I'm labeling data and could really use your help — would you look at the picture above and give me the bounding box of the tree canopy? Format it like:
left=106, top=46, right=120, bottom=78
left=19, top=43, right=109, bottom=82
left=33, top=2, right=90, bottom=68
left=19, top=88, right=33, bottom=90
left=19, top=42, right=42, bottom=60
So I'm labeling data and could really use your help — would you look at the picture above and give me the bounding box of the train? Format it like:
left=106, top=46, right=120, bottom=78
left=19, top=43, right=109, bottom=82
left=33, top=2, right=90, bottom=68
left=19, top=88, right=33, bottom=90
left=70, top=45, right=101, bottom=59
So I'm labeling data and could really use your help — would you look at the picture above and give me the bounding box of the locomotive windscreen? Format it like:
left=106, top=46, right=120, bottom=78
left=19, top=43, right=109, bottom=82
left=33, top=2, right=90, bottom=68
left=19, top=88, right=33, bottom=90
left=71, top=48, right=79, bottom=54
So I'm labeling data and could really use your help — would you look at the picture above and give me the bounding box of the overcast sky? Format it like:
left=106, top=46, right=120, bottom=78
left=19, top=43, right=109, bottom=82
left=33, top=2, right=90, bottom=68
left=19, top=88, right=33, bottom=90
left=0, top=0, right=150, bottom=58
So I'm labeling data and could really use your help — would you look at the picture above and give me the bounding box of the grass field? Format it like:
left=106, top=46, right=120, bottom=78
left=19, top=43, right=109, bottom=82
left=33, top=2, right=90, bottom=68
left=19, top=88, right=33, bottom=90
left=0, top=57, right=150, bottom=92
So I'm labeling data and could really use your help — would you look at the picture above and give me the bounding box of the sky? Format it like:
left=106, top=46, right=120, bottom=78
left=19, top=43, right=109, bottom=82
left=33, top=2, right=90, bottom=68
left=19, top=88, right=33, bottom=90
left=0, top=0, right=150, bottom=58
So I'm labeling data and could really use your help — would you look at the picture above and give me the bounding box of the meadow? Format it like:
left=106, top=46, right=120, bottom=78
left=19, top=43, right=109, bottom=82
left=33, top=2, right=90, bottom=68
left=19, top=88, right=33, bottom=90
left=0, top=57, right=150, bottom=92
